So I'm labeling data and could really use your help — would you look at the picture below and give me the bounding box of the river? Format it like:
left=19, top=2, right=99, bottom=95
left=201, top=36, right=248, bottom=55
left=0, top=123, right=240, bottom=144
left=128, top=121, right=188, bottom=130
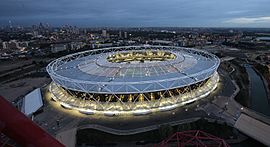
left=245, top=65, right=270, bottom=116
left=232, top=65, right=269, bottom=147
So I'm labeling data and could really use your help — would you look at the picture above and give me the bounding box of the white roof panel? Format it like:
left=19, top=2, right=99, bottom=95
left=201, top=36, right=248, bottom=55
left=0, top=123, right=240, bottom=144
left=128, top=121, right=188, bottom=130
left=21, top=88, right=43, bottom=116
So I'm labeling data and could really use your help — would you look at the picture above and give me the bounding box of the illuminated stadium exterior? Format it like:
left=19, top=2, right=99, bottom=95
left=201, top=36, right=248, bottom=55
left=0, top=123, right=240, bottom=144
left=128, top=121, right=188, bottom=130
left=47, top=46, right=220, bottom=115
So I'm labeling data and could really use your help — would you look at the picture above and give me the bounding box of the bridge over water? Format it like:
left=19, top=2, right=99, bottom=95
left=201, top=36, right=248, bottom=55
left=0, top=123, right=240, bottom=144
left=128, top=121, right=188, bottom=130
left=235, top=112, right=270, bottom=146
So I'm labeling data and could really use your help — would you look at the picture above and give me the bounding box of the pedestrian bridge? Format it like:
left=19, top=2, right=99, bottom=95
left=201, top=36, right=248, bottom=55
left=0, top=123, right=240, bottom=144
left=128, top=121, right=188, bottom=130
left=235, top=113, right=270, bottom=146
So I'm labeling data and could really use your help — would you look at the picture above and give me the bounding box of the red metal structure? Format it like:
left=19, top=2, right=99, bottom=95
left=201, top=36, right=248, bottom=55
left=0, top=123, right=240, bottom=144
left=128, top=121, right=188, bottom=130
left=157, top=130, right=230, bottom=147
left=0, top=96, right=64, bottom=147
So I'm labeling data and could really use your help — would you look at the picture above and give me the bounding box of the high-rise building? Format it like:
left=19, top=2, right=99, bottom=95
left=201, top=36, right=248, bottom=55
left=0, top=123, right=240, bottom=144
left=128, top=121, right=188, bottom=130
left=0, top=39, right=3, bottom=49
left=119, top=31, right=122, bottom=38
left=2, top=42, right=8, bottom=49
left=8, top=20, right=12, bottom=29
left=102, top=30, right=107, bottom=37
left=124, top=32, right=128, bottom=38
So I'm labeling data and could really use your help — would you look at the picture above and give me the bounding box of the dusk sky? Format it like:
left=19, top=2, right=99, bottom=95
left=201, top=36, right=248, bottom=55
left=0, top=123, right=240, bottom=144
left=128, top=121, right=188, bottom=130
left=1, top=0, right=270, bottom=27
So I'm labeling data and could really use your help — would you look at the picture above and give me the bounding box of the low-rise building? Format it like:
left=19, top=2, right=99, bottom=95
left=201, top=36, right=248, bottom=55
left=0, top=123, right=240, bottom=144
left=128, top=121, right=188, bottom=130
left=51, top=44, right=67, bottom=53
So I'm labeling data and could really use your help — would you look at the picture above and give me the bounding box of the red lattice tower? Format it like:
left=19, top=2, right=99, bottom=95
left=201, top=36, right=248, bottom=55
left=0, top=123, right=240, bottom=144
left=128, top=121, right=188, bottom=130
left=156, top=130, right=230, bottom=147
left=0, top=96, right=64, bottom=147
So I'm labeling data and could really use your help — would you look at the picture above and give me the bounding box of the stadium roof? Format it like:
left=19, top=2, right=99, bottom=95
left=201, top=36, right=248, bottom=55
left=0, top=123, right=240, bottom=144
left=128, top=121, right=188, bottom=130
left=47, top=46, right=219, bottom=94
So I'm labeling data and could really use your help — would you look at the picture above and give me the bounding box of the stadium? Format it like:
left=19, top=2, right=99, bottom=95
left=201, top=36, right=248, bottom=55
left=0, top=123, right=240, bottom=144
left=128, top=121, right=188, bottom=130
left=47, top=46, right=220, bottom=116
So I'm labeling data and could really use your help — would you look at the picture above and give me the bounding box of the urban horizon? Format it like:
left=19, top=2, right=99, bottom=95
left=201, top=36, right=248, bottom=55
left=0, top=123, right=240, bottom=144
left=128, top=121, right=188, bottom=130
left=1, top=1, right=270, bottom=147
left=0, top=22, right=270, bottom=29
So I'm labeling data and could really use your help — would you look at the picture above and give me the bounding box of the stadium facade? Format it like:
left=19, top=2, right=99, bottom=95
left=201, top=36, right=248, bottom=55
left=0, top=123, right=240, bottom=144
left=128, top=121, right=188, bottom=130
left=47, top=46, right=220, bottom=115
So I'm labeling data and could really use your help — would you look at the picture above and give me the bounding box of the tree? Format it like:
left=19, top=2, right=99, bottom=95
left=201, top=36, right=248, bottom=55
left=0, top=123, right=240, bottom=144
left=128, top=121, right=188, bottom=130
left=158, top=124, right=174, bottom=139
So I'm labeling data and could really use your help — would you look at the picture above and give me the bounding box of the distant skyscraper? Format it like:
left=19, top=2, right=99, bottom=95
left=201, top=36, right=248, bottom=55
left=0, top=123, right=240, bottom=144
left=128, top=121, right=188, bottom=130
left=46, top=23, right=50, bottom=29
left=2, top=42, right=7, bottom=49
left=119, top=31, right=122, bottom=38
left=39, top=22, right=44, bottom=29
left=8, top=20, right=12, bottom=29
left=33, top=31, right=39, bottom=37
left=124, top=32, right=128, bottom=39
left=102, top=30, right=107, bottom=37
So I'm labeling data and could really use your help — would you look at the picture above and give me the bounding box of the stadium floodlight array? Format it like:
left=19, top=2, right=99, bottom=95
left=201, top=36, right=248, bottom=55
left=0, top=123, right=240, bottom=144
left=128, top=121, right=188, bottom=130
left=47, top=46, right=220, bottom=115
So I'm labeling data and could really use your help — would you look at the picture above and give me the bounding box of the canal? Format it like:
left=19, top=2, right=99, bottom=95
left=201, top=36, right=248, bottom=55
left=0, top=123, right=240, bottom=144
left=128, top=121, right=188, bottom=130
left=245, top=65, right=270, bottom=116
left=232, top=65, right=269, bottom=147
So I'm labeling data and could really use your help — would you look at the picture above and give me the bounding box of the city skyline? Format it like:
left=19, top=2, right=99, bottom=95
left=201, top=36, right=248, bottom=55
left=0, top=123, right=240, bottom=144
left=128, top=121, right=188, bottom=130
left=1, top=0, right=270, bottom=28
left=1, top=1, right=270, bottom=146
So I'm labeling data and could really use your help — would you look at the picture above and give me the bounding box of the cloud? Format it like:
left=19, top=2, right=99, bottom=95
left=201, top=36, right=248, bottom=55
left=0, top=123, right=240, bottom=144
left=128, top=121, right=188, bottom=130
left=1, top=0, right=270, bottom=27
left=224, top=16, right=270, bottom=24
left=226, top=10, right=248, bottom=15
